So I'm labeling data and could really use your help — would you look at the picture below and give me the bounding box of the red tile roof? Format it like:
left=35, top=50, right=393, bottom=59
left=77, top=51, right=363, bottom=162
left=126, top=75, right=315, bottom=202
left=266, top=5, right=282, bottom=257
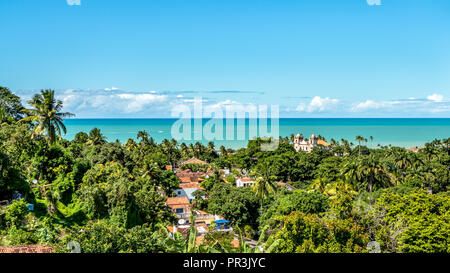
left=166, top=196, right=190, bottom=206
left=181, top=158, right=208, bottom=165
left=179, top=183, right=205, bottom=190
left=239, top=177, right=254, bottom=182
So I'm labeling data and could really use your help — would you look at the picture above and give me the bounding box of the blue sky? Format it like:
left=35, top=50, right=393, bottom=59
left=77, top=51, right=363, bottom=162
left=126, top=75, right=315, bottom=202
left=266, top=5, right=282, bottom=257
left=1, top=0, right=449, bottom=117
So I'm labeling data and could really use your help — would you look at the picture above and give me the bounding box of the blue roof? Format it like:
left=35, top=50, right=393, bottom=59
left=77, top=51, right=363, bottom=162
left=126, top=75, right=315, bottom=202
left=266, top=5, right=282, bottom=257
left=214, top=220, right=229, bottom=224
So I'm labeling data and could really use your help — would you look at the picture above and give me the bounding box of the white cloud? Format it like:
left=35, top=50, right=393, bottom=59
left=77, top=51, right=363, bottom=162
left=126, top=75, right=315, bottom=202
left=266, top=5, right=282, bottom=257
left=177, top=94, right=183, bottom=98
left=67, top=0, right=81, bottom=6
left=352, top=100, right=388, bottom=111
left=296, top=96, right=339, bottom=112
left=427, top=94, right=444, bottom=102
left=105, top=87, right=119, bottom=91
left=116, top=93, right=168, bottom=113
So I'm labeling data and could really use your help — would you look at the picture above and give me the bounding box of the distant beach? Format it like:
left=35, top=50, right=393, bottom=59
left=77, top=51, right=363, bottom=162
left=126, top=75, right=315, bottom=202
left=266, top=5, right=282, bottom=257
left=63, top=118, right=450, bottom=149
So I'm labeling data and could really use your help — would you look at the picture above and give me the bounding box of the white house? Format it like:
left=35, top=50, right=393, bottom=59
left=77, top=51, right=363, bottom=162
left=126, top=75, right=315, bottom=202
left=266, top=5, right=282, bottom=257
left=173, top=183, right=205, bottom=202
left=236, top=177, right=256, bottom=188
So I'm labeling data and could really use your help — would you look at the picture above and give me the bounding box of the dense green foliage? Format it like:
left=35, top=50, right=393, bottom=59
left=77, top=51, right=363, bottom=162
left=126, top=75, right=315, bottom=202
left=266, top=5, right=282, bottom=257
left=0, top=87, right=449, bottom=253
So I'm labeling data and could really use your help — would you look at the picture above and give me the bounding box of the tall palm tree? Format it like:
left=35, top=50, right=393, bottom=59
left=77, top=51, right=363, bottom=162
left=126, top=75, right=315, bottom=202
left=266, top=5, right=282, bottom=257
left=219, top=145, right=227, bottom=157
left=161, top=139, right=180, bottom=168
left=357, top=155, right=392, bottom=192
left=137, top=130, right=149, bottom=145
left=290, top=134, right=295, bottom=144
left=250, top=162, right=277, bottom=211
left=20, top=89, right=74, bottom=144
left=355, top=135, right=367, bottom=157
left=341, top=158, right=360, bottom=189
left=180, top=143, right=189, bottom=159
left=442, top=138, right=450, bottom=155
left=394, top=151, right=413, bottom=183
left=87, top=128, right=107, bottom=145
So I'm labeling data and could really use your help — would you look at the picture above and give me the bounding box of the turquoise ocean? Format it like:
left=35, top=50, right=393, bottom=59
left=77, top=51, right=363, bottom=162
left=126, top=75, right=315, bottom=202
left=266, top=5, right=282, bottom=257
left=63, top=119, right=450, bottom=149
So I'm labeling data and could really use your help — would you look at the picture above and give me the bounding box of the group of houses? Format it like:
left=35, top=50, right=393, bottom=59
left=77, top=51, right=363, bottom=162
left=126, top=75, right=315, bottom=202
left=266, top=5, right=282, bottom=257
left=165, top=158, right=233, bottom=243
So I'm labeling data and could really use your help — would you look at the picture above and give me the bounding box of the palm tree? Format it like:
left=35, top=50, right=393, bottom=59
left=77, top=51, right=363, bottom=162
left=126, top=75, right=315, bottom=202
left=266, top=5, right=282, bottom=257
left=394, top=151, right=413, bottom=183
left=180, top=143, right=189, bottom=159
left=161, top=139, right=180, bottom=168
left=219, top=145, right=227, bottom=157
left=250, top=162, right=277, bottom=212
left=357, top=155, right=392, bottom=192
left=137, top=130, right=150, bottom=145
left=87, top=128, right=107, bottom=145
left=341, top=158, right=360, bottom=189
left=355, top=135, right=367, bottom=157
left=443, top=138, right=450, bottom=155
left=290, top=134, right=295, bottom=144
left=20, top=89, right=74, bottom=144
left=124, top=138, right=137, bottom=152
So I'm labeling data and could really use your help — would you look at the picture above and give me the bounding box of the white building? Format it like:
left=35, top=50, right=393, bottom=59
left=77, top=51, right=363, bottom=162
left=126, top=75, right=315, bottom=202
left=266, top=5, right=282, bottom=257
left=294, top=133, right=330, bottom=153
left=173, top=183, right=205, bottom=202
left=236, top=177, right=256, bottom=188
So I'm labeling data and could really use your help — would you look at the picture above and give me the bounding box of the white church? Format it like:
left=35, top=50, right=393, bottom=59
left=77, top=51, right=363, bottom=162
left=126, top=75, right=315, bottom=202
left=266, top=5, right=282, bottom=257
left=293, top=133, right=330, bottom=153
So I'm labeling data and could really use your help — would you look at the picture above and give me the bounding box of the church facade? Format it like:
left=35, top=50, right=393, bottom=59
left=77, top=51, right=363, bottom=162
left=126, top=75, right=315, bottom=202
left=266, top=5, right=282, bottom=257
left=293, top=133, right=330, bottom=153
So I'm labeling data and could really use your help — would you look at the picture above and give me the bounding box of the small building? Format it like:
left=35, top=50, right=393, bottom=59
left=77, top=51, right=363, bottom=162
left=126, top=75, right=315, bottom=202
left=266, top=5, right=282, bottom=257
left=176, top=169, right=208, bottom=183
left=173, top=183, right=205, bottom=202
left=236, top=177, right=256, bottom=188
left=195, top=210, right=224, bottom=225
left=214, top=220, right=232, bottom=231
left=222, top=168, right=231, bottom=177
left=410, top=147, right=424, bottom=153
left=166, top=196, right=191, bottom=220
left=181, top=157, right=208, bottom=166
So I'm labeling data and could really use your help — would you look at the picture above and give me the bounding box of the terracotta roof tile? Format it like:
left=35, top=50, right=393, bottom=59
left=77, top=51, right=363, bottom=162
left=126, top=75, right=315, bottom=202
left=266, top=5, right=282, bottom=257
left=166, top=196, right=190, bottom=206
left=181, top=158, right=208, bottom=165
left=179, top=183, right=205, bottom=190
left=317, top=139, right=330, bottom=146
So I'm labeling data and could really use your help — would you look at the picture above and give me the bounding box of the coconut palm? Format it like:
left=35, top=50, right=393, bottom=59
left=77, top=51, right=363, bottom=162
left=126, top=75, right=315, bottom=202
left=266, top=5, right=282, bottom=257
left=357, top=155, right=392, bottom=192
left=20, top=89, right=74, bottom=144
left=219, top=145, right=227, bottom=157
left=87, top=128, right=107, bottom=145
left=355, top=135, right=367, bottom=157
left=137, top=130, right=150, bottom=145
left=440, top=138, right=450, bottom=155
left=250, top=162, right=277, bottom=211
left=394, top=151, right=413, bottom=183
left=341, top=159, right=361, bottom=189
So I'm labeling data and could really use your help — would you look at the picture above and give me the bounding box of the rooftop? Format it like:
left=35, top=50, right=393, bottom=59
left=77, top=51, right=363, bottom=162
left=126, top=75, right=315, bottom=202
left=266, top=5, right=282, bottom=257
left=166, top=196, right=190, bottom=206
left=181, top=157, right=208, bottom=165
left=179, top=183, right=205, bottom=190
left=317, top=139, right=330, bottom=147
